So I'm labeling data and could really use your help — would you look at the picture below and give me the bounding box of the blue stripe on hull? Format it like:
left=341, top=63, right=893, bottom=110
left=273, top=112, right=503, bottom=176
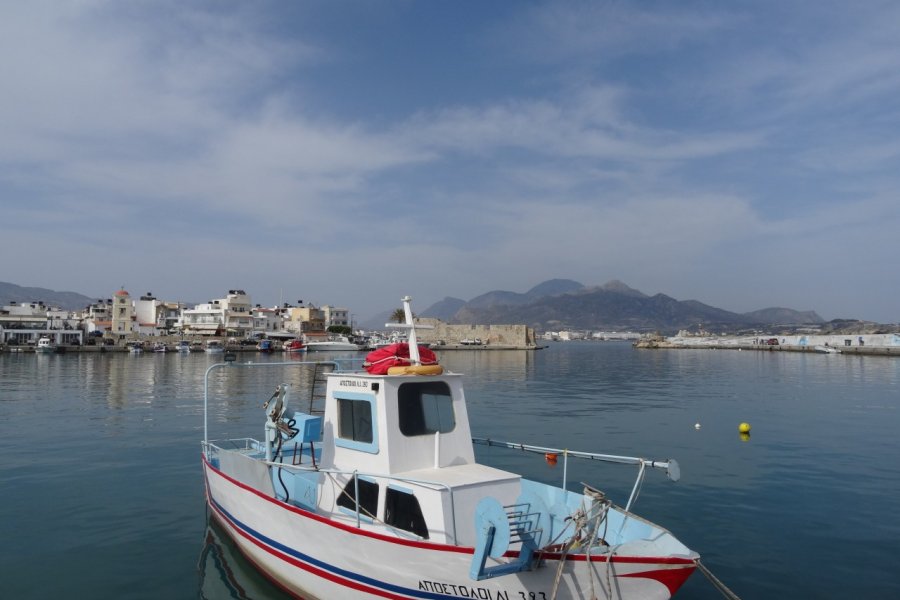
left=210, top=495, right=465, bottom=600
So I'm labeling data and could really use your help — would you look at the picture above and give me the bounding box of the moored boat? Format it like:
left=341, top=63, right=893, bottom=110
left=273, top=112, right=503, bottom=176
left=153, top=342, right=168, bottom=353
left=205, top=340, right=225, bottom=354
left=283, top=339, right=306, bottom=353
left=814, top=345, right=840, bottom=354
left=35, top=336, right=56, bottom=353
left=175, top=340, right=191, bottom=353
left=201, top=296, right=699, bottom=599
left=304, top=335, right=361, bottom=351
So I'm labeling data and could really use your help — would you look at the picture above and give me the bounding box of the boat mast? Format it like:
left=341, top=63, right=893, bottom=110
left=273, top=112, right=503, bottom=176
left=387, top=295, right=428, bottom=365
left=402, top=296, right=420, bottom=364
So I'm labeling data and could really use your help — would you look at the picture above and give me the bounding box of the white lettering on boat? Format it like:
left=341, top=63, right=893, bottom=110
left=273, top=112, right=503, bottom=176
left=417, top=580, right=513, bottom=599
left=338, top=379, right=368, bottom=389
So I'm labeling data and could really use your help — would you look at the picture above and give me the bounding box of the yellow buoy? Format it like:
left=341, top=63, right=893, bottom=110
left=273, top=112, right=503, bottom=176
left=738, top=422, right=751, bottom=434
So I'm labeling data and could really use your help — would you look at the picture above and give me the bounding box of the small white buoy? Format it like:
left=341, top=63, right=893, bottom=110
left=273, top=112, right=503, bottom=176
left=694, top=423, right=701, bottom=430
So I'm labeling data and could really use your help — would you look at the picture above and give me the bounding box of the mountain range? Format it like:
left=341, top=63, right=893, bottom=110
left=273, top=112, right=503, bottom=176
left=0, top=281, right=97, bottom=310
left=416, top=279, right=827, bottom=334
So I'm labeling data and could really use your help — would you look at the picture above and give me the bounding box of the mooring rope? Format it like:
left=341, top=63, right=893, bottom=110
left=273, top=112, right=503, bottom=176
left=696, top=559, right=743, bottom=600
left=549, top=487, right=612, bottom=600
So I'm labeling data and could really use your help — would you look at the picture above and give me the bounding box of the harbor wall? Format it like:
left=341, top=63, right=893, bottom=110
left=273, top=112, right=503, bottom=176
left=636, top=332, right=900, bottom=356
left=414, top=319, right=537, bottom=349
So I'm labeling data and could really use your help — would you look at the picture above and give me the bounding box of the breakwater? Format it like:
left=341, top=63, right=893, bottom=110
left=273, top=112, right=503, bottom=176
left=635, top=338, right=900, bottom=356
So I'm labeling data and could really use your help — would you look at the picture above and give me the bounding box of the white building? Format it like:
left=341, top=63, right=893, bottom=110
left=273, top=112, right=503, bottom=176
left=0, top=301, right=83, bottom=346
left=183, top=301, right=224, bottom=336
left=81, top=299, right=113, bottom=334
left=134, top=293, right=167, bottom=336
left=182, top=289, right=254, bottom=337
left=251, top=306, right=285, bottom=335
left=322, top=305, right=350, bottom=328
left=221, top=290, right=253, bottom=336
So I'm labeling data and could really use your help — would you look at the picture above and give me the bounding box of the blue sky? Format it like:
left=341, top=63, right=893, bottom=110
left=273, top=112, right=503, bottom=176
left=2, top=1, right=898, bottom=323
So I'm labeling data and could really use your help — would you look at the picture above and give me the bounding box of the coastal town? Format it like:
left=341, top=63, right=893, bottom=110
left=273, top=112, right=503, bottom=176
left=3, top=286, right=899, bottom=356
left=0, top=288, right=541, bottom=352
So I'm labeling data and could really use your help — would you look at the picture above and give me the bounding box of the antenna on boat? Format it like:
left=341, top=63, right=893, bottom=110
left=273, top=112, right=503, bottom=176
left=386, top=295, right=432, bottom=365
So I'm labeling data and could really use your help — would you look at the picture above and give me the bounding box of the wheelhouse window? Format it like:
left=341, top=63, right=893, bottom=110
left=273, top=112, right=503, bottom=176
left=337, top=477, right=379, bottom=519
left=398, top=381, right=455, bottom=436
left=385, top=487, right=429, bottom=539
left=338, top=398, right=373, bottom=443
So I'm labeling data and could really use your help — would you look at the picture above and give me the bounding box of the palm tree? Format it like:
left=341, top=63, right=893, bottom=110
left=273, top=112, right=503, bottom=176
left=390, top=308, right=406, bottom=323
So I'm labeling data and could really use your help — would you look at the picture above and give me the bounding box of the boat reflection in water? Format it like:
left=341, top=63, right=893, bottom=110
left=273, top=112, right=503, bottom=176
left=199, top=514, right=293, bottom=600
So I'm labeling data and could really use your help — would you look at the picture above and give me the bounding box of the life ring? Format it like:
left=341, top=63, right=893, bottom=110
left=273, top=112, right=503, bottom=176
left=386, top=364, right=444, bottom=376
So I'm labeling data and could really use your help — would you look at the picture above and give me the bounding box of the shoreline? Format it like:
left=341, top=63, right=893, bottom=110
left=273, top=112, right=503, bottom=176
left=634, top=340, right=900, bottom=357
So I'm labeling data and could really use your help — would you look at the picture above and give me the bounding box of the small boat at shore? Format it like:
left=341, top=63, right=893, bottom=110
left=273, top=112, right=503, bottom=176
left=304, top=335, right=361, bottom=351
left=814, top=345, right=841, bottom=354
left=153, top=342, right=168, bottom=353
left=205, top=340, right=225, bottom=354
left=35, top=336, right=56, bottom=353
left=201, top=296, right=699, bottom=599
left=283, top=339, right=306, bottom=353
left=175, top=340, right=191, bottom=353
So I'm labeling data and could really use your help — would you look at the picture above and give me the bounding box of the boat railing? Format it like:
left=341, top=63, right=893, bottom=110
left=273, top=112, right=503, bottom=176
left=203, top=359, right=355, bottom=445
left=472, top=437, right=680, bottom=513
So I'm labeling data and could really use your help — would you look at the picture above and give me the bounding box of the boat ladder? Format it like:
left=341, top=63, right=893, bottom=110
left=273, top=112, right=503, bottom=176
left=307, top=362, right=334, bottom=415
left=469, top=498, right=544, bottom=581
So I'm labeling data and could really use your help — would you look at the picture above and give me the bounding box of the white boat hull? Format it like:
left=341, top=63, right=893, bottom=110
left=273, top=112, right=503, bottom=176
left=204, top=460, right=695, bottom=600
left=305, top=343, right=360, bottom=351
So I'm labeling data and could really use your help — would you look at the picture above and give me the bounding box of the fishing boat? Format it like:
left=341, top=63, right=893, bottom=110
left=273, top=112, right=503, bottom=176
left=283, top=339, right=307, bottom=353
left=153, top=342, right=168, bottom=353
left=35, top=336, right=56, bottom=353
left=201, top=296, right=698, bottom=600
left=175, top=340, right=191, bottom=353
left=304, top=335, right=361, bottom=352
left=205, top=340, right=225, bottom=354
left=257, top=339, right=275, bottom=353
left=127, top=341, right=144, bottom=354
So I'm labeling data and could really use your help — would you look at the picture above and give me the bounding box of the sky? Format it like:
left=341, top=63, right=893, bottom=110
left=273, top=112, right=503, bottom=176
left=1, top=1, right=899, bottom=323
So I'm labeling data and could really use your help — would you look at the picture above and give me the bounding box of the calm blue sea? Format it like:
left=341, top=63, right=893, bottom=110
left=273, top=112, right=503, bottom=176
left=1, top=344, right=899, bottom=599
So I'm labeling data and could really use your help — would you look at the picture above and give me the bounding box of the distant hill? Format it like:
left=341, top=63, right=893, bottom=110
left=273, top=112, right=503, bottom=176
left=525, top=279, right=585, bottom=298
left=0, top=281, right=96, bottom=310
left=419, top=279, right=828, bottom=334
left=464, top=279, right=585, bottom=311
left=420, top=297, right=466, bottom=321
left=742, top=307, right=823, bottom=325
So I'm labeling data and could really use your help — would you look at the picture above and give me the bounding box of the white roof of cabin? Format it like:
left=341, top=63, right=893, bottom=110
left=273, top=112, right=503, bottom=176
left=391, top=463, right=519, bottom=490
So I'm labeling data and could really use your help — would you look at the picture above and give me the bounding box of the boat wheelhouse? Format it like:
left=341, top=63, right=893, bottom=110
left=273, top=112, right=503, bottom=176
left=35, top=336, right=55, bottom=353
left=201, top=297, right=698, bottom=600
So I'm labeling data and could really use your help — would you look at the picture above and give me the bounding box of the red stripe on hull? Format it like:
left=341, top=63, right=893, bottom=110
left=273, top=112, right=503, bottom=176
left=619, top=566, right=697, bottom=596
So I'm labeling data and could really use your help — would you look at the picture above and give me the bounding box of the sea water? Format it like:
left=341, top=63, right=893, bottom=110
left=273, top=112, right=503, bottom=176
left=1, top=344, right=898, bottom=599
